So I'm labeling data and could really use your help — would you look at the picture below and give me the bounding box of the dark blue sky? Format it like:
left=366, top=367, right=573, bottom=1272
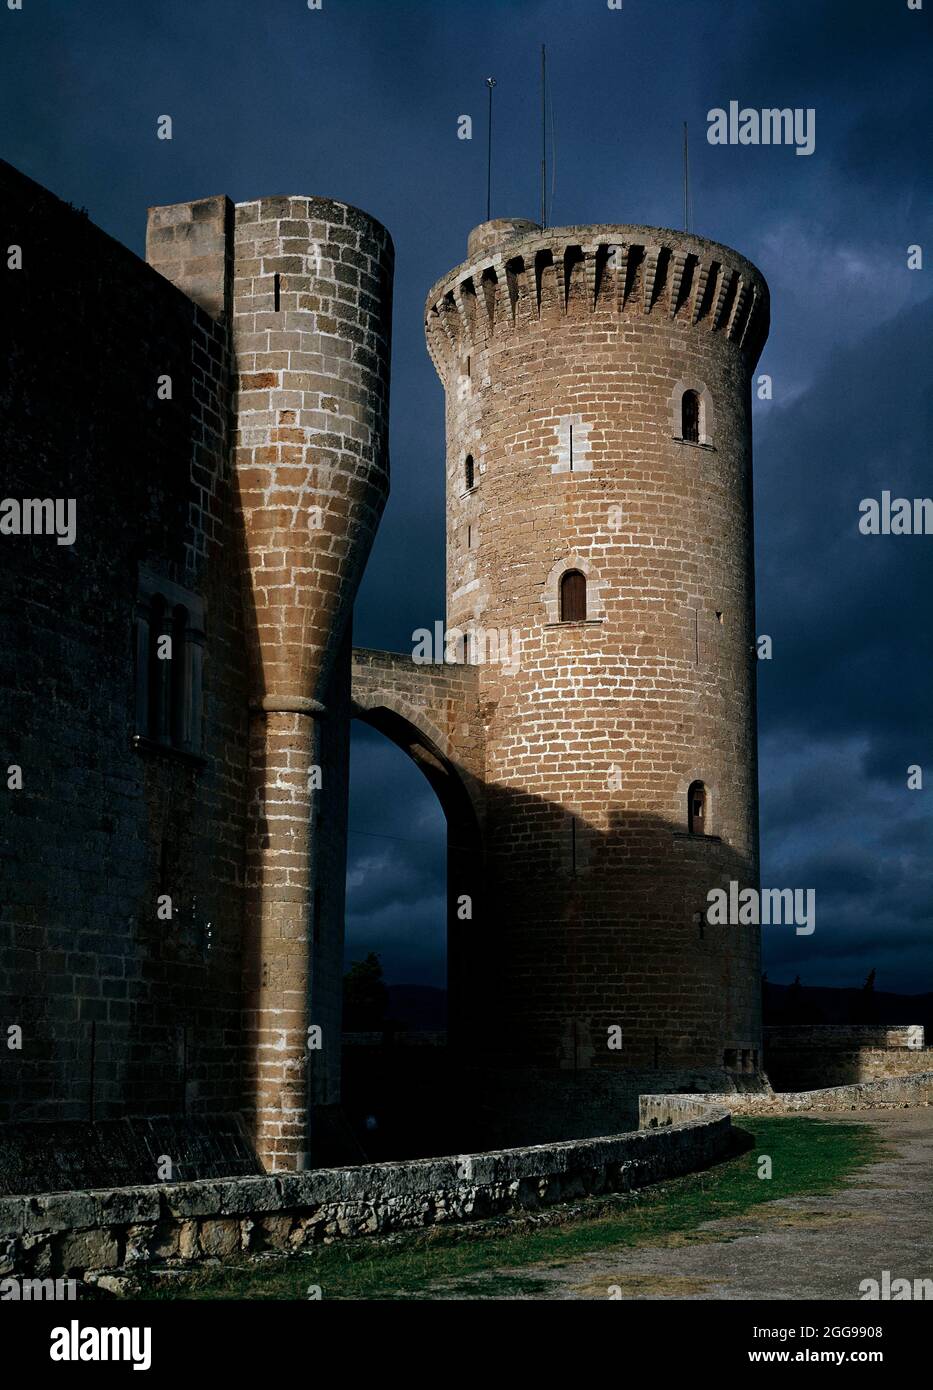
left=3, top=0, right=931, bottom=992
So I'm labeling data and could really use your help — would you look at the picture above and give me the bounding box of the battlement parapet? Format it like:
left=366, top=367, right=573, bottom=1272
left=426, top=222, right=769, bottom=381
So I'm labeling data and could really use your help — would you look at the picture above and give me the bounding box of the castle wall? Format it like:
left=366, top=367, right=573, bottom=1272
left=0, top=161, right=249, bottom=1127
left=427, top=221, right=770, bottom=1142
left=0, top=163, right=396, bottom=1177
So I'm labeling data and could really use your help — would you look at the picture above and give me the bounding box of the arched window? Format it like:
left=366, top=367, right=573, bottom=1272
left=681, top=389, right=700, bottom=443
left=559, top=569, right=587, bottom=622
left=688, top=780, right=706, bottom=835
left=464, top=454, right=474, bottom=490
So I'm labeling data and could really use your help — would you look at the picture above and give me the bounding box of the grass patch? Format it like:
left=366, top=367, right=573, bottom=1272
left=133, top=1117, right=881, bottom=1301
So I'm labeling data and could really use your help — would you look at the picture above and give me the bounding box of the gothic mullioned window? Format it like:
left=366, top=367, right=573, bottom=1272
left=134, top=568, right=204, bottom=757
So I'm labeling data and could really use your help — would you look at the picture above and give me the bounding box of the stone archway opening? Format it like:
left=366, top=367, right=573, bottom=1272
left=341, top=698, right=482, bottom=1161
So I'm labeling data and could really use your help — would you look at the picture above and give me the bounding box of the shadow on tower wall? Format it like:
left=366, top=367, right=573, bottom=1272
left=342, top=694, right=765, bottom=1160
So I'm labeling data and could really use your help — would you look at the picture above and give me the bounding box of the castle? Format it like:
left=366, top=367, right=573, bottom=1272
left=0, top=157, right=770, bottom=1178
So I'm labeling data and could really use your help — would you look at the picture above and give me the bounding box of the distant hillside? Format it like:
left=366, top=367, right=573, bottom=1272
left=763, top=980, right=933, bottom=1031
left=386, top=984, right=448, bottom=1031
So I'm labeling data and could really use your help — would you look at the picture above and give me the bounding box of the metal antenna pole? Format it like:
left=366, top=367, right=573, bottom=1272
left=683, top=121, right=690, bottom=232
left=541, top=45, right=547, bottom=227
left=486, top=77, right=496, bottom=221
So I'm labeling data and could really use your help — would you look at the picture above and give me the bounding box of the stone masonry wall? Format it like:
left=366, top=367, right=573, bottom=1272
left=0, top=160, right=249, bottom=1127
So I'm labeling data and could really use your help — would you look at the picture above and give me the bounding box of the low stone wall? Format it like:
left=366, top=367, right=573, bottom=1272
left=9, top=1071, right=931, bottom=1282
left=641, top=1071, right=933, bottom=1126
left=762, top=1024, right=928, bottom=1092
left=0, top=1106, right=732, bottom=1280
left=764, top=1024, right=924, bottom=1050
left=765, top=1047, right=933, bottom=1093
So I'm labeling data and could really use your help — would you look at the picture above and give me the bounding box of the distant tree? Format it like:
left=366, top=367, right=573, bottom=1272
left=761, top=971, right=775, bottom=1025
left=785, top=974, right=804, bottom=1024
left=856, top=968, right=877, bottom=1024
left=343, top=952, right=389, bottom=1031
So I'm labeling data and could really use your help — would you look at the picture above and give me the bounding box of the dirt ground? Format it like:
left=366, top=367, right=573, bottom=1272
left=454, top=1109, right=933, bottom=1300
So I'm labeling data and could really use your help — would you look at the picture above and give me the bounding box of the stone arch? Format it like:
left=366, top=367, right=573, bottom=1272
left=350, top=688, right=483, bottom=850
left=348, top=673, right=485, bottom=1084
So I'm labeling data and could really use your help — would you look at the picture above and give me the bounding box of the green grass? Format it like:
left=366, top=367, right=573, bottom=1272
left=133, top=1117, right=881, bottom=1301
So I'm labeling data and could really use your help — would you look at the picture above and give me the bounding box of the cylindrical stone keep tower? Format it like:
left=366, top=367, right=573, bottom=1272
left=233, top=196, right=393, bottom=1170
left=427, top=220, right=770, bottom=1143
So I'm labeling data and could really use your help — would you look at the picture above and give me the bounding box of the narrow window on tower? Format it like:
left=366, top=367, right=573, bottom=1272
left=681, top=389, right=700, bottom=443
left=464, top=454, right=474, bottom=491
left=687, top=780, right=707, bottom=835
left=273, top=273, right=281, bottom=311
left=559, top=569, right=587, bottom=622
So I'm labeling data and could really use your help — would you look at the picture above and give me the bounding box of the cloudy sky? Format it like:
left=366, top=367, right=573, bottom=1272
left=4, top=0, right=930, bottom=993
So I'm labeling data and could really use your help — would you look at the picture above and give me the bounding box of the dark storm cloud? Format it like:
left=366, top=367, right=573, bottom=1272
left=755, top=296, right=933, bottom=749
left=2, top=0, right=929, bottom=990
left=344, top=724, right=446, bottom=983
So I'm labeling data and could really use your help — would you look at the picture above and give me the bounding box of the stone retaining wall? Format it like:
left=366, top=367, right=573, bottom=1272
left=0, top=1105, right=731, bottom=1280
left=640, top=1071, right=933, bottom=1126
left=761, top=1025, right=930, bottom=1093
left=7, top=1072, right=931, bottom=1282
left=764, top=1024, right=924, bottom=1050
left=766, top=1047, right=933, bottom=1093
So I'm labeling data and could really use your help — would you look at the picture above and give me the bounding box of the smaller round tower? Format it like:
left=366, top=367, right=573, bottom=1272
left=233, top=196, right=393, bottom=1170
